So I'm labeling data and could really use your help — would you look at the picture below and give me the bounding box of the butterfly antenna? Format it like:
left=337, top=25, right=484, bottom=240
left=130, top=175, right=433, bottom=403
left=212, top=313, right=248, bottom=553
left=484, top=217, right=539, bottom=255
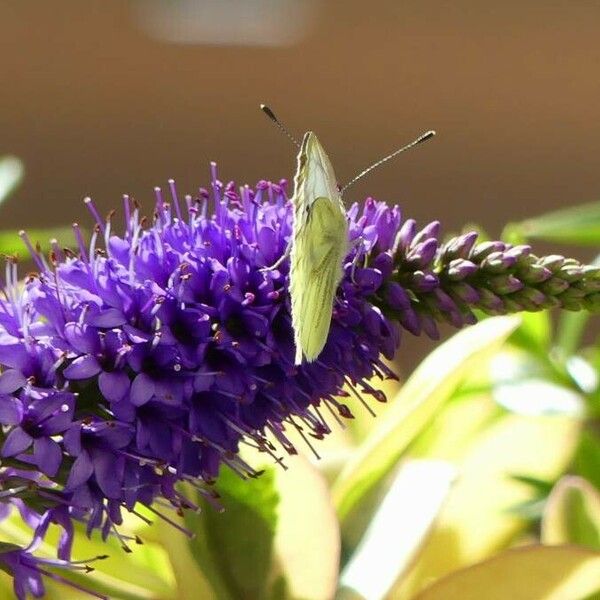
left=341, top=130, right=436, bottom=194
left=260, top=104, right=301, bottom=148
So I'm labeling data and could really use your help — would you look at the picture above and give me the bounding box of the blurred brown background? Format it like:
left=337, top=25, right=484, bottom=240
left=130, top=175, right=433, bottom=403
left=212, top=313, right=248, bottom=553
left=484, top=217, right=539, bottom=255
left=1, top=0, right=599, bottom=371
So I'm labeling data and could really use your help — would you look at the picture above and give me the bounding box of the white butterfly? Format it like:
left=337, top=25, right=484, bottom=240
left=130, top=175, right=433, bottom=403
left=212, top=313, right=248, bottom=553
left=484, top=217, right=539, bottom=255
left=261, top=105, right=435, bottom=365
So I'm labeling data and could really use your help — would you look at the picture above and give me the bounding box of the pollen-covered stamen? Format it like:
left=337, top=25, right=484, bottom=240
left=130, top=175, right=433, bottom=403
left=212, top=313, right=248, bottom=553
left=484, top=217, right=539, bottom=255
left=88, top=225, right=102, bottom=277
left=266, top=423, right=297, bottom=457
left=286, top=415, right=321, bottom=459
left=359, top=379, right=388, bottom=403
left=185, top=194, right=196, bottom=223
left=170, top=489, right=201, bottom=513
left=123, top=194, right=132, bottom=238
left=2, top=256, right=24, bottom=326
left=127, top=507, right=153, bottom=526
left=72, top=222, right=89, bottom=264
left=34, top=566, right=109, bottom=600
left=210, top=161, right=221, bottom=206
left=35, top=554, right=108, bottom=571
left=219, top=415, right=283, bottom=464
left=154, top=187, right=169, bottom=227
left=103, top=209, right=116, bottom=250
left=18, top=230, right=45, bottom=271
left=168, top=179, right=183, bottom=222
left=83, top=197, right=106, bottom=237
left=186, top=431, right=255, bottom=478
left=344, top=377, right=377, bottom=417
left=107, top=521, right=133, bottom=553
left=324, top=396, right=354, bottom=422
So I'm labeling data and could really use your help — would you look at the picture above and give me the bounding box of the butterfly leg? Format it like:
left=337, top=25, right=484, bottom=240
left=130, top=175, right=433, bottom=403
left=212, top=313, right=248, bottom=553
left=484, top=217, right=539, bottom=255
left=260, top=240, right=292, bottom=272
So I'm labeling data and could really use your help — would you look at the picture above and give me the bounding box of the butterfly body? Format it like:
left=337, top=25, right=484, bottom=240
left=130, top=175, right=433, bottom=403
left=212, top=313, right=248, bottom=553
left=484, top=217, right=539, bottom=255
left=289, top=132, right=348, bottom=365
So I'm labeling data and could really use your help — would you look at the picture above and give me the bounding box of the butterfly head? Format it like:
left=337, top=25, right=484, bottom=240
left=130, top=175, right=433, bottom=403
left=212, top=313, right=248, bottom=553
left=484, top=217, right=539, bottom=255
left=297, top=131, right=342, bottom=202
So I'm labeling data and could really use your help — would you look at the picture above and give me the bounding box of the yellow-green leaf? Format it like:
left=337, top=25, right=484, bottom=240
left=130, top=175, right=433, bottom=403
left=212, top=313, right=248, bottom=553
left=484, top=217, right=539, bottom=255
left=332, top=316, right=520, bottom=523
left=185, top=466, right=279, bottom=600
left=272, top=454, right=341, bottom=600
left=339, top=460, right=455, bottom=600
left=542, top=476, right=600, bottom=549
left=390, top=412, right=581, bottom=599
left=505, top=200, right=600, bottom=245
left=413, top=545, right=600, bottom=600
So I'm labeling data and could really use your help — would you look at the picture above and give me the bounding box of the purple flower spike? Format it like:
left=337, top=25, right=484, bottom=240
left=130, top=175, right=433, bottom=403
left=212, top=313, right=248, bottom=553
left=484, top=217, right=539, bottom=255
left=1, top=164, right=599, bottom=599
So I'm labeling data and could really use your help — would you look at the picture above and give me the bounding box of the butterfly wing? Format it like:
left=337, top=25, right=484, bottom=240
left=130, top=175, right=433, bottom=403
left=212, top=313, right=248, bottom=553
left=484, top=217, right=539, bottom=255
left=289, top=131, right=348, bottom=365
left=291, top=196, right=348, bottom=364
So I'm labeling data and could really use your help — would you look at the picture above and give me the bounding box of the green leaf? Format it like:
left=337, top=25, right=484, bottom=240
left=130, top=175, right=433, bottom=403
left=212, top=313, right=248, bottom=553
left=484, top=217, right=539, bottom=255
left=153, top=513, right=216, bottom=600
left=505, top=200, right=600, bottom=245
left=542, top=476, right=600, bottom=549
left=574, top=431, right=600, bottom=490
left=391, top=412, right=582, bottom=599
left=510, top=474, right=554, bottom=495
left=556, top=254, right=600, bottom=356
left=0, top=542, right=20, bottom=554
left=557, top=311, right=590, bottom=357
left=509, top=311, right=551, bottom=356
left=338, top=460, right=456, bottom=600
left=413, top=545, right=600, bottom=600
left=490, top=349, right=584, bottom=416
left=332, top=316, right=520, bottom=524
left=185, top=466, right=279, bottom=600
left=508, top=475, right=554, bottom=523
left=0, top=156, right=24, bottom=206
left=272, top=454, right=340, bottom=600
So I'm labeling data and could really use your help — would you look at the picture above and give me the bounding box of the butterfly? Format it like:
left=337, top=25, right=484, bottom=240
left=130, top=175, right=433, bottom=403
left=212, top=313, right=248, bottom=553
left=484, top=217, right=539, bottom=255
left=261, top=105, right=435, bottom=365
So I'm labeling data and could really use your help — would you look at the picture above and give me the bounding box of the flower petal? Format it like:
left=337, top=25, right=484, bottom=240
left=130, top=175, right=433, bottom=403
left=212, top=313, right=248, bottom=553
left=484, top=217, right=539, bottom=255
left=0, top=342, right=30, bottom=371
left=2, top=428, right=33, bottom=456
left=64, top=322, right=101, bottom=355
left=130, top=373, right=155, bottom=406
left=65, top=451, right=94, bottom=490
left=0, top=395, right=23, bottom=425
left=62, top=424, right=82, bottom=455
left=93, top=450, right=124, bottom=499
left=33, top=437, right=63, bottom=477
left=0, top=369, right=26, bottom=394
left=63, top=355, right=102, bottom=380
left=88, top=308, right=127, bottom=328
left=98, top=370, right=130, bottom=403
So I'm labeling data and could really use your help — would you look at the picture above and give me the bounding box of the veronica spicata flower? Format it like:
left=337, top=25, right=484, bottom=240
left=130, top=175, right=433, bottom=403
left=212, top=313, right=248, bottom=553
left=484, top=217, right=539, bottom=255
left=1, top=164, right=599, bottom=596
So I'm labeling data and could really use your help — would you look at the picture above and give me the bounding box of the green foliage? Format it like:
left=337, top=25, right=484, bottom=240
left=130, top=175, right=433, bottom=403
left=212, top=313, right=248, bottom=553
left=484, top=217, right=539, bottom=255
left=504, top=200, right=600, bottom=245
left=542, top=476, right=600, bottom=550
left=332, top=316, right=520, bottom=525
left=185, top=467, right=279, bottom=600
left=575, top=431, right=600, bottom=490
